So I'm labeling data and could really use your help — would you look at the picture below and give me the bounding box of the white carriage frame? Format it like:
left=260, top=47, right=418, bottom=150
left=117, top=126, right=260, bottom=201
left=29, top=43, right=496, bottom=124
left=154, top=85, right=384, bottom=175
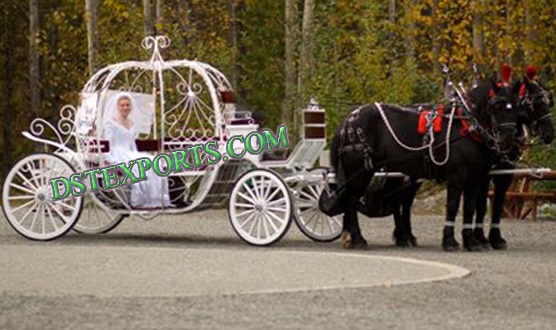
left=19, top=36, right=329, bottom=220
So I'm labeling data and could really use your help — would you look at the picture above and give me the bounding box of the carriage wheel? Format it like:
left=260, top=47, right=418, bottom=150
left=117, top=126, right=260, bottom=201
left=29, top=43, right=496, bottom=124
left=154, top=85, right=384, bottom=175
left=228, top=169, right=293, bottom=246
left=293, top=168, right=342, bottom=242
left=72, top=195, right=127, bottom=234
left=2, top=153, right=83, bottom=241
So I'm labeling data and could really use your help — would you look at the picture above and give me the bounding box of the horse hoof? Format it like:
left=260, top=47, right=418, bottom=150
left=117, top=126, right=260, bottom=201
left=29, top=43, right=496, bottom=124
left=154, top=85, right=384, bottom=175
left=491, top=241, right=507, bottom=250
left=395, top=238, right=410, bottom=248
left=442, top=229, right=459, bottom=252
left=488, top=229, right=508, bottom=250
left=352, top=239, right=369, bottom=250
left=442, top=242, right=459, bottom=252
left=463, top=229, right=483, bottom=252
left=409, top=236, right=418, bottom=247
left=473, top=229, right=490, bottom=249
left=464, top=242, right=483, bottom=252
left=340, top=231, right=353, bottom=249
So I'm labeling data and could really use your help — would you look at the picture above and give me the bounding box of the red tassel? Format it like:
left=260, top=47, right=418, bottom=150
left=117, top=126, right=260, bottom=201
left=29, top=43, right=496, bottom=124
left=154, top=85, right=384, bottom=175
left=418, top=111, right=428, bottom=134
left=433, top=105, right=443, bottom=133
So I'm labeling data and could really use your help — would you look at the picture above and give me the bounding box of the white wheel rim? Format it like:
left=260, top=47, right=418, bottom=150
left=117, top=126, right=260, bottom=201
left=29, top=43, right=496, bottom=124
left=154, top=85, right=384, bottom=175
left=229, top=170, right=292, bottom=245
left=294, top=182, right=342, bottom=241
left=2, top=154, right=82, bottom=240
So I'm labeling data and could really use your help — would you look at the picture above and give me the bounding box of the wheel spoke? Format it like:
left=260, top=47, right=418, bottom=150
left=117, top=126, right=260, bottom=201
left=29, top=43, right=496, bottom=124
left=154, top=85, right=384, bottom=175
left=262, top=213, right=279, bottom=233
left=237, top=191, right=257, bottom=205
left=236, top=209, right=256, bottom=218
left=298, top=189, right=315, bottom=201
left=239, top=211, right=257, bottom=229
left=47, top=202, right=69, bottom=225
left=11, top=199, right=37, bottom=214
left=267, top=206, right=287, bottom=213
left=266, top=186, right=282, bottom=202
left=267, top=197, right=287, bottom=207
left=45, top=205, right=59, bottom=232
left=27, top=161, right=42, bottom=189
left=19, top=201, right=39, bottom=225
left=16, top=170, right=39, bottom=190
left=29, top=204, right=41, bottom=231
left=266, top=209, right=286, bottom=225
left=247, top=213, right=258, bottom=236
left=308, top=184, right=320, bottom=198
left=235, top=202, right=255, bottom=209
left=8, top=195, right=35, bottom=201
left=261, top=213, right=270, bottom=238
left=52, top=200, right=76, bottom=211
left=10, top=183, right=36, bottom=195
left=256, top=214, right=262, bottom=239
left=242, top=182, right=259, bottom=202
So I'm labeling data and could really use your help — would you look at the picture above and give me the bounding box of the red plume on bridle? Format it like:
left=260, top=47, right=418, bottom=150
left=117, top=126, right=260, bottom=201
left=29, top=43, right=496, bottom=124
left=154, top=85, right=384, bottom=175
left=501, top=63, right=512, bottom=84
left=525, top=65, right=538, bottom=80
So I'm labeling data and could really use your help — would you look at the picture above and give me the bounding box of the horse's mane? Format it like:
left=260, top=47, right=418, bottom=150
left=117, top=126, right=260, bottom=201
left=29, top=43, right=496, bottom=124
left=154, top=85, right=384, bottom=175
left=468, top=80, right=491, bottom=112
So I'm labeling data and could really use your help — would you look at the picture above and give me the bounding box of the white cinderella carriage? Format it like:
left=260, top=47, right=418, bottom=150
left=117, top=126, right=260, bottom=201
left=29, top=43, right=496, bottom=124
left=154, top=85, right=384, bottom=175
left=1, top=36, right=342, bottom=246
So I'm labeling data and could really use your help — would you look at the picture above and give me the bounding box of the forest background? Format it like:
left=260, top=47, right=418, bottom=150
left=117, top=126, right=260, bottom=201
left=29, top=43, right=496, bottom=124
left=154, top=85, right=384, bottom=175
left=1, top=0, right=556, bottom=180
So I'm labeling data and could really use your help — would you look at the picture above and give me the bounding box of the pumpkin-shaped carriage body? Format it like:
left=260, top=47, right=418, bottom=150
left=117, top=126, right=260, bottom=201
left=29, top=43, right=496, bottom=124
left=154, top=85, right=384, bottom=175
left=2, top=37, right=340, bottom=245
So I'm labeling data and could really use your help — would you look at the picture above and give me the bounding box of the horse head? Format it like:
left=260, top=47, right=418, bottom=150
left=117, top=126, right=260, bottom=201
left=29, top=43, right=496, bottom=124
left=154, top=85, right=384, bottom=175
left=515, top=79, right=555, bottom=144
left=469, top=80, right=519, bottom=154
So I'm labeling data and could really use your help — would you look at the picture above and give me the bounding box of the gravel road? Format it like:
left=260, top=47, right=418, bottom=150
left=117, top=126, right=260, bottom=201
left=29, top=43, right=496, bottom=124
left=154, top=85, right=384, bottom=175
left=1, top=210, right=555, bottom=330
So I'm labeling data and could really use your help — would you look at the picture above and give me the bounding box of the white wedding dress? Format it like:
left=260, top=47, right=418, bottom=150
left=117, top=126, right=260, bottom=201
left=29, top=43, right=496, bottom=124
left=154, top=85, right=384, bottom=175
left=103, top=119, right=171, bottom=208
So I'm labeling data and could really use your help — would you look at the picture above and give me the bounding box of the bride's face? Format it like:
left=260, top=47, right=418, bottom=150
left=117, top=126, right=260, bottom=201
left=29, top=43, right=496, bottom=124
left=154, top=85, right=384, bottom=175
left=118, top=97, right=132, bottom=119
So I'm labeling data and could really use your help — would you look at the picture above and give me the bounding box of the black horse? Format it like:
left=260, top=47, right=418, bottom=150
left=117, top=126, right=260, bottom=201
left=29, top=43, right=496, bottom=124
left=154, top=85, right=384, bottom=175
left=472, top=79, right=555, bottom=249
left=366, top=78, right=554, bottom=250
left=329, top=81, right=519, bottom=251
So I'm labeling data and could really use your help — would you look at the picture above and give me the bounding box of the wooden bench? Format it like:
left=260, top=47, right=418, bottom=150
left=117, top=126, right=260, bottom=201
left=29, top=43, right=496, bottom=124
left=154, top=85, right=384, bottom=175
left=488, top=171, right=556, bottom=221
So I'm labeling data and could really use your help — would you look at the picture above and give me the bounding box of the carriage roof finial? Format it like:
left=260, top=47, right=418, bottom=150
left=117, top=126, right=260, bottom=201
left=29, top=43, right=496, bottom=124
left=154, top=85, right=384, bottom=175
left=141, top=36, right=171, bottom=64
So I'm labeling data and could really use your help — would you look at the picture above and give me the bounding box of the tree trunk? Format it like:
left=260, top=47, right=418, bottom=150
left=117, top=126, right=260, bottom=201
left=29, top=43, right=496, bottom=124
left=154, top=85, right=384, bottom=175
left=524, top=0, right=535, bottom=63
left=143, top=0, right=155, bottom=37
left=472, top=0, right=485, bottom=70
left=29, top=0, right=40, bottom=119
left=405, top=0, right=415, bottom=59
left=156, top=0, right=164, bottom=34
left=431, top=0, right=439, bottom=76
left=283, top=0, right=297, bottom=125
left=3, top=5, right=14, bottom=174
left=85, top=0, right=100, bottom=76
left=299, top=0, right=315, bottom=102
left=227, top=0, right=238, bottom=89
left=505, top=0, right=511, bottom=65
left=388, top=0, right=396, bottom=40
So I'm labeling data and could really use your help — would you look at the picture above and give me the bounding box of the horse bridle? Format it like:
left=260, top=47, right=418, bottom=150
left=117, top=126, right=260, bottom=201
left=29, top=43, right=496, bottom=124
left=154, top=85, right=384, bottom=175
left=483, top=94, right=517, bottom=154
left=520, top=87, right=553, bottom=129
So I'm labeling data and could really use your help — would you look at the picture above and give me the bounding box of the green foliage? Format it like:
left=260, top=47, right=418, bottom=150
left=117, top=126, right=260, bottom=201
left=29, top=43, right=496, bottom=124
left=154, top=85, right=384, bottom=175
left=3, top=0, right=556, bottom=179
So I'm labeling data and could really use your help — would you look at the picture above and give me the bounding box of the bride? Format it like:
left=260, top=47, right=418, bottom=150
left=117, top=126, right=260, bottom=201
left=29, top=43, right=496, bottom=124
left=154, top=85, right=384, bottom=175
left=103, top=92, right=171, bottom=209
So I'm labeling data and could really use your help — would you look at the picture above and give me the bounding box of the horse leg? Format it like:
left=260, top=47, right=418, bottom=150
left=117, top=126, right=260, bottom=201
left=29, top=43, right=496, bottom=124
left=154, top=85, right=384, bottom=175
left=442, top=182, right=462, bottom=252
left=462, top=183, right=483, bottom=252
left=393, top=202, right=410, bottom=247
left=340, top=170, right=372, bottom=250
left=402, top=179, right=421, bottom=247
left=473, top=178, right=491, bottom=249
left=341, top=199, right=368, bottom=250
left=489, top=174, right=512, bottom=250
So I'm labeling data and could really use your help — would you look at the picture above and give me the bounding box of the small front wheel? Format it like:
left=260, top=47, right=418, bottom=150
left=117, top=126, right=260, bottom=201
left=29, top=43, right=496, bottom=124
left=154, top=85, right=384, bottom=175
left=293, top=168, right=342, bottom=242
left=228, top=169, right=293, bottom=246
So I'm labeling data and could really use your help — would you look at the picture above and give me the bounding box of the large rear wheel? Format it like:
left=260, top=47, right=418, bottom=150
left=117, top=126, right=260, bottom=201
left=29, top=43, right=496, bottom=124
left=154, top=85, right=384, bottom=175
left=2, top=153, right=83, bottom=241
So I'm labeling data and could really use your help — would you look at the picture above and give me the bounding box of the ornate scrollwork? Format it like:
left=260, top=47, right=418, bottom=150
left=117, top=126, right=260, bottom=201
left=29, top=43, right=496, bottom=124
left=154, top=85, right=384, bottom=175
left=141, top=36, right=171, bottom=63
left=28, top=105, right=77, bottom=153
